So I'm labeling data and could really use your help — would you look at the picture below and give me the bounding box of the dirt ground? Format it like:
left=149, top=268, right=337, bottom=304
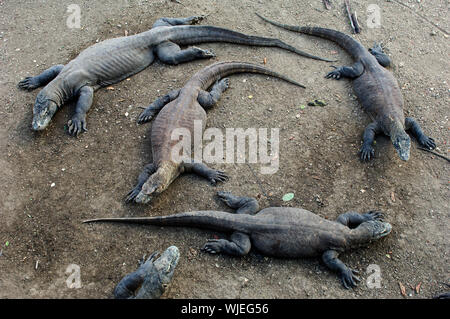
left=0, top=0, right=448, bottom=299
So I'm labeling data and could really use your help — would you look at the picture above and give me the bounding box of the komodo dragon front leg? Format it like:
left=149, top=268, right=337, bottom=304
left=202, top=191, right=259, bottom=256
left=153, top=16, right=215, bottom=65
left=67, top=86, right=94, bottom=136
left=322, top=210, right=383, bottom=289
left=17, top=64, right=65, bottom=91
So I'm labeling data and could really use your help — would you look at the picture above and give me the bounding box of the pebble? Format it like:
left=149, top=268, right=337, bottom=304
left=50, top=182, right=55, bottom=187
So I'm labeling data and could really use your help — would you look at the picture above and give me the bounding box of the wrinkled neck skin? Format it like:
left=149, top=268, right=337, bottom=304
left=346, top=226, right=374, bottom=249
left=388, top=119, right=411, bottom=161
left=346, top=221, right=392, bottom=249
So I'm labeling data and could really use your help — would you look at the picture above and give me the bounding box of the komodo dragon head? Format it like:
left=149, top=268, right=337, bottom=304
left=31, top=91, right=58, bottom=131
left=351, top=220, right=392, bottom=248
left=391, top=132, right=411, bottom=161
left=114, top=246, right=180, bottom=299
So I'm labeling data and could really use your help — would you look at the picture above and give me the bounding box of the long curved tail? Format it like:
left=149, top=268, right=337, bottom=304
left=83, top=210, right=257, bottom=233
left=188, top=61, right=305, bottom=90
left=255, top=13, right=367, bottom=59
left=163, top=25, right=335, bottom=62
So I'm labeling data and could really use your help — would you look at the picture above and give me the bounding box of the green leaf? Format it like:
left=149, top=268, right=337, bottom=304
left=282, top=193, right=294, bottom=201
left=5, top=241, right=9, bottom=247
left=299, top=105, right=306, bottom=109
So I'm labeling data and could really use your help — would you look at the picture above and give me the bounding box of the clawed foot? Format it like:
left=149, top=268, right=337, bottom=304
left=218, top=78, right=230, bottom=91
left=359, top=144, right=375, bottom=161
left=193, top=47, right=216, bottom=59
left=208, top=170, right=228, bottom=185
left=190, top=15, right=206, bottom=24
left=418, top=135, right=436, bottom=150
left=125, top=186, right=141, bottom=203
left=18, top=77, right=39, bottom=91
left=363, top=211, right=384, bottom=221
left=340, top=268, right=360, bottom=289
left=217, top=191, right=239, bottom=208
left=202, top=239, right=225, bottom=254
left=369, top=42, right=384, bottom=54
left=138, top=108, right=156, bottom=124
left=67, top=115, right=87, bottom=136
left=325, top=66, right=342, bottom=80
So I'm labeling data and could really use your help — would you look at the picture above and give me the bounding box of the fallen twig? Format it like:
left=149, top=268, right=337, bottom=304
left=351, top=11, right=361, bottom=33
left=417, top=147, right=450, bottom=163
left=390, top=0, right=449, bottom=36
left=344, top=0, right=360, bottom=33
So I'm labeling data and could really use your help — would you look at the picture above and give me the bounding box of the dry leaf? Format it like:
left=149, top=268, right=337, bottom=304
left=399, top=281, right=407, bottom=297
left=391, top=191, right=395, bottom=202
left=263, top=57, right=267, bottom=64
left=106, top=86, right=115, bottom=91
left=415, top=282, right=422, bottom=294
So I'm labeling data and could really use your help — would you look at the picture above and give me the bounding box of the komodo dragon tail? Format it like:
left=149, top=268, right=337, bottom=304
left=188, top=61, right=306, bottom=89
left=166, top=25, right=335, bottom=62
left=83, top=210, right=259, bottom=233
left=255, top=13, right=367, bottom=59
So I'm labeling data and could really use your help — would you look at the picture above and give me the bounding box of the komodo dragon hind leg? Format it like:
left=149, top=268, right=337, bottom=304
left=202, top=191, right=255, bottom=256
left=336, top=211, right=383, bottom=229
left=202, top=232, right=251, bottom=257
left=217, top=191, right=259, bottom=215
left=152, top=15, right=213, bottom=65
left=405, top=117, right=436, bottom=150
left=152, top=16, right=205, bottom=28
left=325, top=61, right=364, bottom=80
left=197, top=78, right=230, bottom=110
left=125, top=163, right=157, bottom=203
left=155, top=41, right=216, bottom=65
left=182, top=161, right=228, bottom=185
left=18, top=64, right=64, bottom=91
left=369, top=42, right=391, bottom=67
left=138, top=89, right=181, bottom=124
left=322, top=250, right=361, bottom=289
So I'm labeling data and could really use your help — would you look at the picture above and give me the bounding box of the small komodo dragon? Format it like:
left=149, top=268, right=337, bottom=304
left=84, top=191, right=392, bottom=289
left=18, top=15, right=331, bottom=136
left=113, top=246, right=179, bottom=299
left=256, top=13, right=436, bottom=161
left=124, top=61, right=304, bottom=204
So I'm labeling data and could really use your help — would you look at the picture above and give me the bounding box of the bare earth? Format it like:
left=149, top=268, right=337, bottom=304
left=0, top=0, right=448, bottom=299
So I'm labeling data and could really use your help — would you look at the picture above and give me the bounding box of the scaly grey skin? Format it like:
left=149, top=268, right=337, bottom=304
left=114, top=246, right=179, bottom=299
left=256, top=13, right=436, bottom=161
left=125, top=61, right=305, bottom=205
left=84, top=192, right=392, bottom=289
left=17, top=15, right=331, bottom=136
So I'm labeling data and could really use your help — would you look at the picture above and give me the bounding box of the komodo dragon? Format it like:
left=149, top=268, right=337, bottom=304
left=124, top=61, right=304, bottom=204
left=256, top=13, right=436, bottom=161
left=84, top=191, right=392, bottom=289
left=113, top=246, right=179, bottom=299
left=17, top=15, right=331, bottom=136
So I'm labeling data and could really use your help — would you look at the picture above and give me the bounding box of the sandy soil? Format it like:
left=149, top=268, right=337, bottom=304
left=0, top=0, right=448, bottom=299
